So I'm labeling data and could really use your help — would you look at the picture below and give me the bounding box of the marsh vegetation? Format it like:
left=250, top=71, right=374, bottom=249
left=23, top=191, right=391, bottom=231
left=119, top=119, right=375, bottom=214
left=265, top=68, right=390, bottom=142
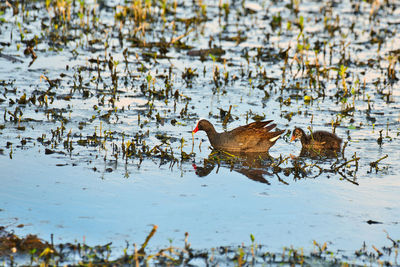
left=0, top=0, right=399, bottom=265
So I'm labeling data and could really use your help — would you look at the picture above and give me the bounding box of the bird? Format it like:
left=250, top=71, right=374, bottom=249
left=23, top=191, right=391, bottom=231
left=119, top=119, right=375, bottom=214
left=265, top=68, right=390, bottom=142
left=192, top=119, right=284, bottom=153
left=290, top=127, right=342, bottom=152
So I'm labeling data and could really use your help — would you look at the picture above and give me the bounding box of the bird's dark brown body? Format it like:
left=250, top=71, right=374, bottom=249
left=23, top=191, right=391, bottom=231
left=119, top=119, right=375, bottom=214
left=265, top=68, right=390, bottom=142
left=193, top=119, right=284, bottom=153
left=291, top=127, right=342, bottom=152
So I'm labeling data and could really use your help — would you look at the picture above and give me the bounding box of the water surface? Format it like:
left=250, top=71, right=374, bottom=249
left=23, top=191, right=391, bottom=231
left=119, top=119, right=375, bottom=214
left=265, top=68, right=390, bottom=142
left=0, top=0, right=399, bottom=259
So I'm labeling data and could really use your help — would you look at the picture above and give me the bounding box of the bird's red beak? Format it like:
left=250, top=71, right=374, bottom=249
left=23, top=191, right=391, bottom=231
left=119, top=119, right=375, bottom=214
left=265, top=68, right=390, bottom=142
left=192, top=124, right=199, bottom=133
left=290, top=135, right=296, bottom=142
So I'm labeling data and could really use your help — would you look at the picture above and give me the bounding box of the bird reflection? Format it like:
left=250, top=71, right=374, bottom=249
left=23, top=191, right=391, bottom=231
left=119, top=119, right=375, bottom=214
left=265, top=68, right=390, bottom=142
left=192, top=150, right=274, bottom=184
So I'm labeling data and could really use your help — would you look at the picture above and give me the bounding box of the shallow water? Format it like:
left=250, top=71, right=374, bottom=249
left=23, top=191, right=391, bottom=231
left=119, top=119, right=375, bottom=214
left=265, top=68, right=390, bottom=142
left=0, top=0, right=399, bottom=259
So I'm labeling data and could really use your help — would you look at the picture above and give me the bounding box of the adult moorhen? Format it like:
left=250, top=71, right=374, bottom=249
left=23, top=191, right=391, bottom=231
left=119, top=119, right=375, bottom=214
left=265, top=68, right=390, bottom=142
left=192, top=119, right=284, bottom=153
left=290, top=127, right=342, bottom=152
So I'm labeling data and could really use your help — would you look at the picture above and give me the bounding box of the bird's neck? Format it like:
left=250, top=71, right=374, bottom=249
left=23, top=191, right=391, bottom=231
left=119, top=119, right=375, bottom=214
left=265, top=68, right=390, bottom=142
left=301, top=133, right=311, bottom=145
left=204, top=126, right=219, bottom=145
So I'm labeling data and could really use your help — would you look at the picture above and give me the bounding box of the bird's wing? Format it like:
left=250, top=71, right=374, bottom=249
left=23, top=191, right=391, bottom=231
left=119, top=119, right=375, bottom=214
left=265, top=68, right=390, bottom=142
left=228, top=120, right=274, bottom=135
left=228, top=126, right=283, bottom=150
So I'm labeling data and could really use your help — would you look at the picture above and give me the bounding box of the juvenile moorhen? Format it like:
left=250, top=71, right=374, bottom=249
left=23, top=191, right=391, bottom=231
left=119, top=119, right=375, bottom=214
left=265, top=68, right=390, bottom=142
left=192, top=119, right=284, bottom=153
left=290, top=127, right=342, bottom=152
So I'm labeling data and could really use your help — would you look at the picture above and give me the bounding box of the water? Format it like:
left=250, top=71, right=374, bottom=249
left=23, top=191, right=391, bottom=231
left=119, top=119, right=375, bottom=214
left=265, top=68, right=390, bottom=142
left=0, top=0, right=399, bottom=260
left=2, top=150, right=399, bottom=256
